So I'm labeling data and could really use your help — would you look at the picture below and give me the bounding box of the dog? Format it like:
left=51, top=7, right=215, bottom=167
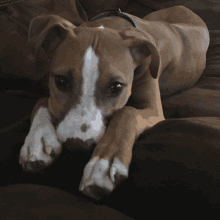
left=19, top=6, right=209, bottom=200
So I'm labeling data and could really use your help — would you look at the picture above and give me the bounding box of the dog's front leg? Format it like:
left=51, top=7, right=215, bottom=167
left=79, top=106, right=165, bottom=200
left=19, top=98, right=62, bottom=172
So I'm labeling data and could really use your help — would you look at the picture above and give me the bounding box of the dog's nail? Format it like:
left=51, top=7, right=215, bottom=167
left=45, top=146, right=52, bottom=155
left=110, top=167, right=116, bottom=182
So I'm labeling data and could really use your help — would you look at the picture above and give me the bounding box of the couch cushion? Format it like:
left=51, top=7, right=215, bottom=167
left=0, top=184, right=134, bottom=220
left=124, top=1, right=156, bottom=18
left=162, top=76, right=220, bottom=118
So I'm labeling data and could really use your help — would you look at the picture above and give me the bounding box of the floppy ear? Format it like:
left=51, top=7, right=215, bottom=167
left=119, top=29, right=161, bottom=79
left=28, top=14, right=76, bottom=56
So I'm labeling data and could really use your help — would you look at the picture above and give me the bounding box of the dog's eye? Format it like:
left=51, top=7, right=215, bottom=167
left=54, top=75, right=70, bottom=90
left=110, top=82, right=123, bottom=94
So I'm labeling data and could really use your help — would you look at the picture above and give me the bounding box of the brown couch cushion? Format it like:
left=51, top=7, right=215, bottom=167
left=124, top=1, right=156, bottom=18
left=162, top=77, right=220, bottom=118
left=0, top=184, right=134, bottom=220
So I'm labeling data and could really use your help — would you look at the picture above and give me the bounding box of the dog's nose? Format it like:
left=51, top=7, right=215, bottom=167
left=81, top=123, right=90, bottom=132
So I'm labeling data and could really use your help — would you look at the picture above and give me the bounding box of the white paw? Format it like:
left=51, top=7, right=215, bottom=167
left=19, top=124, right=62, bottom=173
left=79, top=156, right=128, bottom=200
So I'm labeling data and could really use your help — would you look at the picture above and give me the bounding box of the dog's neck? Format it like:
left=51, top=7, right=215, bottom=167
left=89, top=8, right=137, bottom=28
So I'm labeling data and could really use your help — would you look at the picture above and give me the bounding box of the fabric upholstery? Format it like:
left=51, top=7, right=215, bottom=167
left=124, top=1, right=155, bottom=18
left=0, top=184, right=133, bottom=220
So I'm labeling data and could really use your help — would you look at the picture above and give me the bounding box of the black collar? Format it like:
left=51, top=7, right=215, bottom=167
left=89, top=8, right=137, bottom=28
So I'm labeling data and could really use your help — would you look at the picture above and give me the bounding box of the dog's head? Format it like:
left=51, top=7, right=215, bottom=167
left=28, top=15, right=161, bottom=151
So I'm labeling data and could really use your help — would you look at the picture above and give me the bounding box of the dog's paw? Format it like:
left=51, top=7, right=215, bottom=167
left=79, top=156, right=128, bottom=200
left=19, top=124, right=62, bottom=173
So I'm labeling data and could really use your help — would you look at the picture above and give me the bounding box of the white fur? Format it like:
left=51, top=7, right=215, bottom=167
left=98, top=25, right=104, bottom=29
left=56, top=46, right=106, bottom=144
left=19, top=107, right=61, bottom=171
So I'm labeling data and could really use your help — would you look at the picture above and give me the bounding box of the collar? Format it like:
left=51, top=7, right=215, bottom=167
left=89, top=8, right=137, bottom=28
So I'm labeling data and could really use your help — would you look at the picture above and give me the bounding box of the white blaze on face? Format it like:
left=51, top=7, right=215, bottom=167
left=56, top=46, right=106, bottom=144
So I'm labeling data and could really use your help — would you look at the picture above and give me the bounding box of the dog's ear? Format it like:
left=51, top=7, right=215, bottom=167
left=28, top=15, right=76, bottom=56
left=119, top=29, right=161, bottom=79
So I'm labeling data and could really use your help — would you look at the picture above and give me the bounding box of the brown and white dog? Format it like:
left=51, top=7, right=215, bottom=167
left=19, top=6, right=209, bottom=200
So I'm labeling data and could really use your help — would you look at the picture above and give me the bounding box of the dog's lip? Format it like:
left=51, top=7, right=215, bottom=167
left=64, top=138, right=96, bottom=154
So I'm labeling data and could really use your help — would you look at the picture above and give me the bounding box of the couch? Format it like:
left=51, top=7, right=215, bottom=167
left=1, top=0, right=220, bottom=219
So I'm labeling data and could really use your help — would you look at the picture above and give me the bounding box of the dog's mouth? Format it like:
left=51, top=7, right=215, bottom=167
left=52, top=113, right=112, bottom=154
left=64, top=138, right=96, bottom=154
left=63, top=117, right=111, bottom=154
